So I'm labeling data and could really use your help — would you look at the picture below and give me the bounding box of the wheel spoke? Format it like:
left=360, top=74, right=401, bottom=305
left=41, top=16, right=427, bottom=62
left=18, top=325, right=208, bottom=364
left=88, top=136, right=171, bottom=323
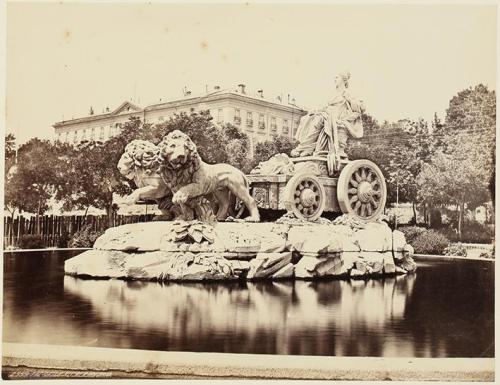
left=354, top=200, right=361, bottom=213
left=348, top=188, right=357, bottom=195
left=366, top=204, right=373, bottom=216
left=372, top=190, right=381, bottom=197
left=366, top=171, right=373, bottom=182
left=349, top=178, right=359, bottom=187
left=354, top=170, right=362, bottom=183
left=370, top=179, right=379, bottom=187
left=349, top=195, right=359, bottom=205
left=361, top=168, right=366, bottom=180
left=298, top=204, right=303, bottom=211
left=295, top=198, right=300, bottom=203
left=369, top=196, right=378, bottom=208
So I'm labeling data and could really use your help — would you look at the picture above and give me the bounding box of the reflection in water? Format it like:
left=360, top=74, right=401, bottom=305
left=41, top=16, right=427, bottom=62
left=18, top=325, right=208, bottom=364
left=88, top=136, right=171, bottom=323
left=3, top=252, right=494, bottom=357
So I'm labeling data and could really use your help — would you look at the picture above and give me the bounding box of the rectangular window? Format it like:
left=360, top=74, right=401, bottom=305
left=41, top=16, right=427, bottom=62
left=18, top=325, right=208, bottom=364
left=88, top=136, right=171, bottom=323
left=99, top=127, right=104, bottom=140
left=283, top=119, right=289, bottom=134
left=246, top=111, right=253, bottom=128
left=217, top=108, right=223, bottom=123
left=83, top=129, right=87, bottom=140
left=258, top=114, right=265, bottom=129
left=271, top=117, right=277, bottom=131
left=234, top=108, right=241, bottom=125
left=91, top=128, right=95, bottom=140
left=65, top=132, right=69, bottom=143
left=73, top=131, right=78, bottom=143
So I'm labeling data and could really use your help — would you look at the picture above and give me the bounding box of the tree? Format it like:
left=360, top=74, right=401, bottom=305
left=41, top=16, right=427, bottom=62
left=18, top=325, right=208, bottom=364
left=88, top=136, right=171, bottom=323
left=5, top=139, right=70, bottom=233
left=252, top=135, right=298, bottom=168
left=417, top=84, right=495, bottom=236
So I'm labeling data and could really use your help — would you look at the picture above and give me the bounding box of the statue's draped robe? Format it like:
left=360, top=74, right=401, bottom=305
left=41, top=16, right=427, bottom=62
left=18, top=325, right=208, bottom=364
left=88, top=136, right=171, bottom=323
left=294, top=90, right=363, bottom=156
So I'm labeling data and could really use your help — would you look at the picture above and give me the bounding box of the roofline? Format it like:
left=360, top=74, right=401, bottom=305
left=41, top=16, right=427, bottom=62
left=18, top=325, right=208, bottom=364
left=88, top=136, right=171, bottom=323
left=145, top=91, right=306, bottom=114
left=53, top=92, right=306, bottom=128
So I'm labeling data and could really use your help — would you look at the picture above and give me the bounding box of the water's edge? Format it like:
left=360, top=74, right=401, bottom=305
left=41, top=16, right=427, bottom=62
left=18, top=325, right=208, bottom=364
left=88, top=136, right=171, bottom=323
left=2, top=342, right=494, bottom=381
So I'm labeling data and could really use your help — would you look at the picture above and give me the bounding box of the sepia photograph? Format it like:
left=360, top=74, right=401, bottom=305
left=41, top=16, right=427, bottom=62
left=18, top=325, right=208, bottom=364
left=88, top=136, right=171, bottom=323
left=1, top=0, right=496, bottom=381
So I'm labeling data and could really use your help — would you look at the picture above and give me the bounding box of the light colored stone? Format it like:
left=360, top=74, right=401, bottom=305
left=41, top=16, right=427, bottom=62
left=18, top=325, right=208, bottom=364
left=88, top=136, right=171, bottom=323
left=294, top=256, right=318, bottom=279
left=216, top=222, right=287, bottom=254
left=400, top=255, right=417, bottom=273
left=287, top=225, right=337, bottom=254
left=271, top=263, right=295, bottom=279
left=294, top=255, right=344, bottom=278
left=395, top=265, right=407, bottom=275
left=350, top=268, right=366, bottom=277
left=247, top=252, right=292, bottom=279
left=65, top=249, right=129, bottom=278
left=353, top=222, right=393, bottom=251
left=383, top=252, right=396, bottom=274
left=392, top=230, right=407, bottom=251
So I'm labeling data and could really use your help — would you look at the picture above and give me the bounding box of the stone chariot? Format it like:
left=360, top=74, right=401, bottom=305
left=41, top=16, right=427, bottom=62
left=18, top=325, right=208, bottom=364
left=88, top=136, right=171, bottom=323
left=248, top=154, right=387, bottom=222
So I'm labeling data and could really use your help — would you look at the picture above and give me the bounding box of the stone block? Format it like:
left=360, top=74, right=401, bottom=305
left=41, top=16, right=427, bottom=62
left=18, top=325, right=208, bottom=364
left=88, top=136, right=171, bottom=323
left=64, top=249, right=129, bottom=278
left=272, top=263, right=295, bottom=279
left=392, top=230, right=407, bottom=251
left=383, top=252, right=396, bottom=274
left=354, top=222, right=393, bottom=251
left=294, top=255, right=344, bottom=278
left=247, top=252, right=292, bottom=279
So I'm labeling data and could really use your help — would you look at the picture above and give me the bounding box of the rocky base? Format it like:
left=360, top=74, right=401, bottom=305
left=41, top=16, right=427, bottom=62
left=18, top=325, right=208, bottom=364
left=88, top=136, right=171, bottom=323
left=65, top=215, right=417, bottom=282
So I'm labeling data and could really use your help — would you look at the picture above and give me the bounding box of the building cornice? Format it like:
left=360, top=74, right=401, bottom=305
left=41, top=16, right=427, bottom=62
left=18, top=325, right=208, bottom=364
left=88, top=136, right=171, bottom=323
left=54, top=92, right=306, bottom=129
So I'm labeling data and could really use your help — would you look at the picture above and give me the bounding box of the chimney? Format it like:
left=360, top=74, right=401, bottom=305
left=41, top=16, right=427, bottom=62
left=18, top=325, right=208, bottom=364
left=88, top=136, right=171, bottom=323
left=105, top=106, right=110, bottom=112
left=89, top=106, right=94, bottom=115
left=214, top=85, right=220, bottom=91
left=186, top=90, right=191, bottom=96
left=238, top=84, right=246, bottom=94
left=257, top=89, right=264, bottom=98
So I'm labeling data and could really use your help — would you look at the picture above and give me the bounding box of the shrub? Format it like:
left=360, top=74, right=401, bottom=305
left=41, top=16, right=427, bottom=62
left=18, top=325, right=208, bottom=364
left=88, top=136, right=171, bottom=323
left=438, top=222, right=494, bottom=244
left=398, top=226, right=427, bottom=244
left=443, top=243, right=468, bottom=257
left=18, top=234, right=45, bottom=249
left=479, top=247, right=495, bottom=259
left=411, top=229, right=450, bottom=255
left=57, top=230, right=71, bottom=248
left=68, top=225, right=104, bottom=248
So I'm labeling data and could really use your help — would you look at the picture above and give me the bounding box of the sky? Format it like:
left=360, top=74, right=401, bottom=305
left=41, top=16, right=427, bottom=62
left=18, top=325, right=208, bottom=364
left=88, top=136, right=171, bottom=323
left=5, top=2, right=497, bottom=144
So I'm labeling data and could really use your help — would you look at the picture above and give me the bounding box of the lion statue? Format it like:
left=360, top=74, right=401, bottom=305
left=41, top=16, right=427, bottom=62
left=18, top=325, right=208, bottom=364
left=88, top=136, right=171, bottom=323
left=117, top=140, right=179, bottom=220
left=158, top=130, right=260, bottom=222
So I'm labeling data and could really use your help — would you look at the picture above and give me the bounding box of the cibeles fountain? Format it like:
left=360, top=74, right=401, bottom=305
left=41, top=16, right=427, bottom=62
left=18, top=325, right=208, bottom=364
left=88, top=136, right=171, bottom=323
left=65, top=72, right=417, bottom=281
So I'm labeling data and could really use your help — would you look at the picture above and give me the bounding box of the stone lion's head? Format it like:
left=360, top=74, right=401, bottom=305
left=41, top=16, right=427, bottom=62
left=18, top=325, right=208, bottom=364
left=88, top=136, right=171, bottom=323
left=158, top=130, right=200, bottom=171
left=117, top=140, right=160, bottom=180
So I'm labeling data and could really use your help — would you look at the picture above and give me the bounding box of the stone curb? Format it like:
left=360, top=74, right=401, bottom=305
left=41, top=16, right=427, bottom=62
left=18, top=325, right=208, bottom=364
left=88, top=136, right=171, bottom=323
left=2, top=343, right=495, bottom=381
left=414, top=254, right=495, bottom=262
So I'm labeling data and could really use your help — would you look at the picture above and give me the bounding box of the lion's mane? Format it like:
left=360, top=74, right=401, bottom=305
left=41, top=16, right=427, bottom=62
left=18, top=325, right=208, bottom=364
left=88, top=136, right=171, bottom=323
left=118, top=140, right=161, bottom=178
left=158, top=130, right=201, bottom=189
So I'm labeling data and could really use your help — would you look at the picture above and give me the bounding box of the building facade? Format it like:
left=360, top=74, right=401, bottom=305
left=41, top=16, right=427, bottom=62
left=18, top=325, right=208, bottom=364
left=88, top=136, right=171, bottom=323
left=53, top=85, right=307, bottom=155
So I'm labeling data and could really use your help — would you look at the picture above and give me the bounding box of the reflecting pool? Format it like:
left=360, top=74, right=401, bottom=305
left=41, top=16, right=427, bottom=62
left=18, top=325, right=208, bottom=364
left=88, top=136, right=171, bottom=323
left=3, top=251, right=494, bottom=357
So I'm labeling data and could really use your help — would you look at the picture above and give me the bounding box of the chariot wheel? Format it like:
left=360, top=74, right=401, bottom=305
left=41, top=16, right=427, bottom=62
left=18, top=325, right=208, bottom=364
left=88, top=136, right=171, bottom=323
left=337, top=159, right=387, bottom=221
left=284, top=174, right=326, bottom=221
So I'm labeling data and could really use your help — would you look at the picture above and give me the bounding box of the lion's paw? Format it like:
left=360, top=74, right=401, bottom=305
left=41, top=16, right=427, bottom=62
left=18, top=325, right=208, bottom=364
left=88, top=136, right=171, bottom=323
left=172, top=191, right=188, bottom=204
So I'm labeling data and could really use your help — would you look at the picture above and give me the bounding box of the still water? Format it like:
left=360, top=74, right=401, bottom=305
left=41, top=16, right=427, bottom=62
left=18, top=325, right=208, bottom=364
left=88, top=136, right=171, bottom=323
left=3, top=250, right=494, bottom=357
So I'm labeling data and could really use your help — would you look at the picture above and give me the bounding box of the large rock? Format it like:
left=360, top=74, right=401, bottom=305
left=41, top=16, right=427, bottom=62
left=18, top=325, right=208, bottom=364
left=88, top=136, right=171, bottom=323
left=247, top=252, right=292, bottom=279
left=294, top=255, right=344, bottom=278
left=353, top=222, right=393, bottom=252
left=65, top=249, right=129, bottom=278
left=65, top=219, right=416, bottom=282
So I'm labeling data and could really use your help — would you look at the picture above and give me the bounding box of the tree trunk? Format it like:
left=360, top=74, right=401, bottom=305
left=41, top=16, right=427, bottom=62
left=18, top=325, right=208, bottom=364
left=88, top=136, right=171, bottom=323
left=412, top=202, right=417, bottom=225
left=459, top=199, right=465, bottom=241
left=82, top=206, right=89, bottom=226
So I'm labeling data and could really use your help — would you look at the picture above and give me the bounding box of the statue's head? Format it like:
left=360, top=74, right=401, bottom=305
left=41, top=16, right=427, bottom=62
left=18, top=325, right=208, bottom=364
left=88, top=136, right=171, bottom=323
left=117, top=140, right=160, bottom=180
left=158, top=130, right=199, bottom=171
left=335, top=71, right=351, bottom=89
